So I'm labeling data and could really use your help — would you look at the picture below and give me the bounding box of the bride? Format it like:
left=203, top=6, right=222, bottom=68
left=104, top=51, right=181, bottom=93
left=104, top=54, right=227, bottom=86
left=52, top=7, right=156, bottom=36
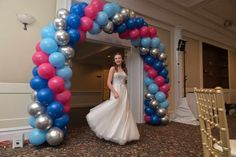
left=86, top=52, right=140, bottom=145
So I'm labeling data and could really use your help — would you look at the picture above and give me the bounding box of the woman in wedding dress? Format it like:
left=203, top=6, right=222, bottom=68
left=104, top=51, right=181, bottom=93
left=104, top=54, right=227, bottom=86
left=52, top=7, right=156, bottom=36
left=86, top=53, right=140, bottom=145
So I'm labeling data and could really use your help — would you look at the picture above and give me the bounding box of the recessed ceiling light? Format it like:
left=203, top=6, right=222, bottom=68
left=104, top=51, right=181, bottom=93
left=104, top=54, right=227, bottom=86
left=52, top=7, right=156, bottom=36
left=107, top=55, right=111, bottom=58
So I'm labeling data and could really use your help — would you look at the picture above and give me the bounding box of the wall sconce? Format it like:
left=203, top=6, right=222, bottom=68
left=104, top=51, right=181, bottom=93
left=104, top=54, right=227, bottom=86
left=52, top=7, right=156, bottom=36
left=17, top=13, right=35, bottom=30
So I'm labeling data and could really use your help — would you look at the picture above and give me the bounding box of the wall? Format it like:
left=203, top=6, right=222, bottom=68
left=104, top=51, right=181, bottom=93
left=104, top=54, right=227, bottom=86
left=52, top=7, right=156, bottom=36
left=0, top=0, right=56, bottom=129
left=0, top=0, right=57, bottom=83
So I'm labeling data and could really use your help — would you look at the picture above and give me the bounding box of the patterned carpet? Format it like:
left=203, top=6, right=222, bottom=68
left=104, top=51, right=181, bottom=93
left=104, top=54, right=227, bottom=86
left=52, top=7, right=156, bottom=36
left=1, top=112, right=235, bottom=157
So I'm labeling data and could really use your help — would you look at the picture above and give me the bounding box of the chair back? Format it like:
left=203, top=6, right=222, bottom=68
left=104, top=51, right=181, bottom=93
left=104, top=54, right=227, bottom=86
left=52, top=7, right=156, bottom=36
left=194, top=87, right=231, bottom=157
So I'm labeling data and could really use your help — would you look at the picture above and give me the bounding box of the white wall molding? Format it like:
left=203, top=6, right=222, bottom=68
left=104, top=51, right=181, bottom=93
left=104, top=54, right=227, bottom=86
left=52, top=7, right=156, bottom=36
left=0, top=126, right=32, bottom=142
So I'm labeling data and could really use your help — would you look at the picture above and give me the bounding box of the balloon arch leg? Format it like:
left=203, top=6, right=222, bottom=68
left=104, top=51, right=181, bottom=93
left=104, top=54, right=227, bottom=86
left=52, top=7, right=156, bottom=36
left=28, top=0, right=170, bottom=146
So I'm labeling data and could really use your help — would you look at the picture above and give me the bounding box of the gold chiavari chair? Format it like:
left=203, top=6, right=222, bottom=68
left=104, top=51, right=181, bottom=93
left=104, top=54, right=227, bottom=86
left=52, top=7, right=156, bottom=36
left=194, top=87, right=236, bottom=157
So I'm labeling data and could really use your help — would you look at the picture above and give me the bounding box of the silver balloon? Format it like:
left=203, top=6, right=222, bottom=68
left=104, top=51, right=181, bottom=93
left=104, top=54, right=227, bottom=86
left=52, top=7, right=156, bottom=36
left=46, top=127, right=64, bottom=146
left=159, top=53, right=167, bottom=61
left=112, top=13, right=124, bottom=25
left=59, top=46, right=75, bottom=59
left=150, top=48, right=159, bottom=57
left=35, top=114, right=53, bottom=130
left=65, top=60, right=73, bottom=67
left=103, top=21, right=114, bottom=34
left=139, top=47, right=149, bottom=55
left=27, top=102, right=45, bottom=117
left=161, top=115, right=169, bottom=125
left=156, top=108, right=167, bottom=117
left=120, top=8, right=130, bottom=20
left=54, top=18, right=66, bottom=30
left=145, top=92, right=154, bottom=100
left=129, top=10, right=136, bottom=18
left=57, top=8, right=69, bottom=20
left=55, top=30, right=70, bottom=46
left=149, top=99, right=159, bottom=108
left=31, top=91, right=37, bottom=101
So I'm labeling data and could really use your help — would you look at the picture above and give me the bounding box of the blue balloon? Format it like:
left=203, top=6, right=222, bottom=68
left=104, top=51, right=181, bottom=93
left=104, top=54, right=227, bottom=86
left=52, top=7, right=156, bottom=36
left=148, top=83, right=159, bottom=94
left=68, top=29, right=80, bottom=43
left=40, top=38, right=58, bottom=55
left=165, top=78, right=169, bottom=83
left=159, top=68, right=168, bottom=78
left=28, top=116, right=36, bottom=128
left=150, top=115, right=161, bottom=125
left=153, top=60, right=164, bottom=71
left=144, top=99, right=151, bottom=107
left=30, top=76, right=48, bottom=91
left=159, top=43, right=165, bottom=52
left=155, top=91, right=166, bottom=103
left=144, top=77, right=154, bottom=86
left=135, top=17, right=144, bottom=29
left=65, top=80, right=71, bottom=89
left=131, top=38, right=141, bottom=47
left=141, top=37, right=152, bottom=48
left=66, top=13, right=80, bottom=29
left=126, top=18, right=136, bottom=30
left=145, top=107, right=155, bottom=116
left=143, top=21, right=148, bottom=26
left=103, top=3, right=116, bottom=18
left=47, top=101, right=64, bottom=119
left=160, top=100, right=169, bottom=108
left=37, top=88, right=54, bottom=106
left=49, top=52, right=65, bottom=68
left=144, top=55, right=155, bottom=65
left=29, top=129, right=46, bottom=146
left=70, top=3, right=87, bottom=17
left=111, top=2, right=121, bottom=14
left=95, top=11, right=109, bottom=26
left=151, top=37, right=161, bottom=48
left=89, top=22, right=101, bottom=34
left=54, top=114, right=69, bottom=129
left=56, top=66, right=72, bottom=80
left=115, top=23, right=127, bottom=33
left=32, top=66, right=39, bottom=76
left=40, top=26, right=56, bottom=39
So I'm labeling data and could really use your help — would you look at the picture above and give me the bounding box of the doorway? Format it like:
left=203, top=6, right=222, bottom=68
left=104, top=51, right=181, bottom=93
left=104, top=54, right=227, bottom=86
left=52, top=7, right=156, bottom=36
left=69, top=41, right=126, bottom=127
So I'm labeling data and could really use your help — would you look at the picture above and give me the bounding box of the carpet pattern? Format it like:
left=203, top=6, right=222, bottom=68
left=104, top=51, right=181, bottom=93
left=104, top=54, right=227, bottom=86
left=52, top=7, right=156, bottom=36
left=1, top=116, right=235, bottom=157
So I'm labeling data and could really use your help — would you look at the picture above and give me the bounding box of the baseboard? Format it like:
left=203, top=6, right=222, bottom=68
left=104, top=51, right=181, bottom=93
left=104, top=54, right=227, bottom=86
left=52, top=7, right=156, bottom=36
left=0, top=126, right=32, bottom=142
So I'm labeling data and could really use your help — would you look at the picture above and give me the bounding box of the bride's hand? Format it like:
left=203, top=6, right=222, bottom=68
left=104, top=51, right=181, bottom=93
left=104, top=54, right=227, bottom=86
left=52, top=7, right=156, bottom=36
left=114, top=92, right=119, bottom=99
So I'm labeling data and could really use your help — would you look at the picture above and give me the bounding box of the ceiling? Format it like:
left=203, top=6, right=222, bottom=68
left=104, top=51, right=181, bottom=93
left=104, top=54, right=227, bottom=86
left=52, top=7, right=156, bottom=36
left=73, top=41, right=125, bottom=67
left=147, top=0, right=236, bottom=33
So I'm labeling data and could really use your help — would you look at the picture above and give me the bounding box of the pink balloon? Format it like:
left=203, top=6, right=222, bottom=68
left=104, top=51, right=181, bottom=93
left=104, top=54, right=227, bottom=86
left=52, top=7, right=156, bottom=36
left=78, top=29, right=86, bottom=42
left=154, top=76, right=165, bottom=87
left=32, top=51, right=49, bottom=66
left=48, top=76, right=65, bottom=93
left=159, top=84, right=170, bottom=93
left=91, top=0, right=105, bottom=12
left=144, top=114, right=151, bottom=123
left=140, top=26, right=150, bottom=37
left=129, top=29, right=140, bottom=40
left=119, top=30, right=129, bottom=39
left=80, top=17, right=94, bottom=31
left=149, top=26, right=157, bottom=38
left=147, top=69, right=158, bottom=79
left=63, top=103, right=71, bottom=113
left=35, top=42, right=42, bottom=51
left=55, top=89, right=71, bottom=104
left=144, top=63, right=152, bottom=71
left=38, top=63, right=55, bottom=79
left=84, top=5, right=98, bottom=19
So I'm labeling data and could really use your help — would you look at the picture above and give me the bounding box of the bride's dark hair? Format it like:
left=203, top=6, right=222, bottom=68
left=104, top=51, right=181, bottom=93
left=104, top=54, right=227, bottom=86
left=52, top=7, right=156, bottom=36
left=113, top=52, right=127, bottom=74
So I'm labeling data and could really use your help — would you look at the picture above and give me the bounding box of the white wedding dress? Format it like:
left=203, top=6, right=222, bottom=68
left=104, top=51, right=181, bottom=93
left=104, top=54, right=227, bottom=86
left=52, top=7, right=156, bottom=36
left=86, top=71, right=140, bottom=145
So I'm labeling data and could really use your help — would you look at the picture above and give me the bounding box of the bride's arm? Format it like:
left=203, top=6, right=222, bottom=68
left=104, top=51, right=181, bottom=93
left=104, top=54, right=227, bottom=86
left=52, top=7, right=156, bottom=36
left=107, top=66, right=119, bottom=98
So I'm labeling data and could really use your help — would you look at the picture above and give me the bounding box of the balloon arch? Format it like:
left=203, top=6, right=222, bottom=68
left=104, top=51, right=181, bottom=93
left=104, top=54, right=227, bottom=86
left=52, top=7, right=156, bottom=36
left=28, top=0, right=170, bottom=146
